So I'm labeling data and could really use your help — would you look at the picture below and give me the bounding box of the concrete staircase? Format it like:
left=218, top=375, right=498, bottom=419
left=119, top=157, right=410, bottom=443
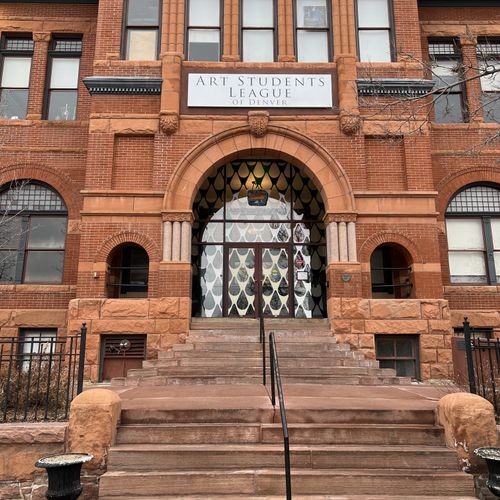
left=99, top=320, right=476, bottom=499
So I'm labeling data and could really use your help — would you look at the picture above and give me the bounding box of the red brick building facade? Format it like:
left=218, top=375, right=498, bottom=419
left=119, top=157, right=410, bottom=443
left=0, top=0, right=499, bottom=382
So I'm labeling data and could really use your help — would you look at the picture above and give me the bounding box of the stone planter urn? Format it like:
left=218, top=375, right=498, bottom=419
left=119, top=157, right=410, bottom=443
left=36, top=453, right=93, bottom=500
left=475, top=447, right=500, bottom=497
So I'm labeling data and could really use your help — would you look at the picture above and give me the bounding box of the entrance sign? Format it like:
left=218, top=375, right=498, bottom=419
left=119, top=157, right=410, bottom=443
left=188, top=73, right=333, bottom=108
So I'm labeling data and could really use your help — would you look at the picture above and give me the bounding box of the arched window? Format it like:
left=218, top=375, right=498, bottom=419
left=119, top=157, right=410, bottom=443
left=446, top=184, right=500, bottom=284
left=370, top=244, right=413, bottom=298
left=0, top=180, right=67, bottom=283
left=107, top=244, right=149, bottom=298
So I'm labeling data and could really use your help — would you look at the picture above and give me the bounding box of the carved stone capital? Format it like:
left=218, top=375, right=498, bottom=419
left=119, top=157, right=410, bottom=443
left=162, top=212, right=193, bottom=223
left=248, top=111, right=270, bottom=138
left=340, top=113, right=362, bottom=136
left=160, top=111, right=179, bottom=135
left=33, top=32, right=51, bottom=43
left=324, top=213, right=358, bottom=224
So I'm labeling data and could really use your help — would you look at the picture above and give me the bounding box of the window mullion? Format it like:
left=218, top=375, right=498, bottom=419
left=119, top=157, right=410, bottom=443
left=483, top=216, right=498, bottom=284
left=15, top=216, right=29, bottom=283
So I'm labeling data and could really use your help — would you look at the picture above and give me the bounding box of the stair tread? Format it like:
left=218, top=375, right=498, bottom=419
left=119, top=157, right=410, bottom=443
left=101, top=496, right=477, bottom=500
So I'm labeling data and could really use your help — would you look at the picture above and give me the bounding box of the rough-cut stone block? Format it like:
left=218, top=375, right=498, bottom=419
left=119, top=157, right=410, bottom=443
left=101, top=300, right=149, bottom=318
left=420, top=334, right=444, bottom=349
left=451, top=311, right=500, bottom=328
left=154, top=319, right=171, bottom=334
left=332, top=320, right=351, bottom=335
left=77, top=299, right=103, bottom=320
left=420, top=349, right=437, bottom=363
left=147, top=333, right=161, bottom=349
left=160, top=334, right=181, bottom=349
left=170, top=319, right=189, bottom=334
left=10, top=310, right=67, bottom=327
left=437, top=392, right=497, bottom=473
left=341, top=298, right=370, bottom=319
left=178, top=298, right=191, bottom=319
left=429, top=320, right=453, bottom=335
left=92, top=320, right=155, bottom=335
left=0, top=310, right=12, bottom=327
left=358, top=334, right=375, bottom=349
left=365, top=320, right=428, bottom=334
left=438, top=349, right=453, bottom=364
left=421, top=301, right=441, bottom=319
left=327, top=298, right=342, bottom=319
left=149, top=298, right=178, bottom=318
left=370, top=300, right=421, bottom=319
left=351, top=319, right=365, bottom=334
left=68, top=389, right=121, bottom=471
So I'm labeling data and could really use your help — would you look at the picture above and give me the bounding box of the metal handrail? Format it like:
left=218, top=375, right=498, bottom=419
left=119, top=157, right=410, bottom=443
left=269, top=332, right=292, bottom=500
left=259, top=304, right=266, bottom=386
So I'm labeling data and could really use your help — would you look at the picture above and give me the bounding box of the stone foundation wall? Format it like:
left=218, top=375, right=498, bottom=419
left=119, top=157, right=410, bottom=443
left=0, top=423, right=66, bottom=500
left=329, top=298, right=453, bottom=379
left=0, top=310, right=68, bottom=339
left=68, top=298, right=190, bottom=382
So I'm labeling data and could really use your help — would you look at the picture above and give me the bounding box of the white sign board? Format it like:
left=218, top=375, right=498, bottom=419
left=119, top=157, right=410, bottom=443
left=188, top=73, right=333, bottom=108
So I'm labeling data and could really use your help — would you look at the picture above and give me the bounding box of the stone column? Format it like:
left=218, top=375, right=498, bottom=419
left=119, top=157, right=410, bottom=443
left=338, top=222, right=348, bottom=262
left=328, top=222, right=340, bottom=264
left=347, top=221, right=357, bottom=262
left=27, top=32, right=51, bottom=119
left=172, top=221, right=181, bottom=261
left=181, top=221, right=192, bottom=262
left=163, top=221, right=172, bottom=261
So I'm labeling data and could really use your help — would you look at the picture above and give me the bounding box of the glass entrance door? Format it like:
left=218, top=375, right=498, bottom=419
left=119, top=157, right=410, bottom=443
left=226, top=245, right=291, bottom=318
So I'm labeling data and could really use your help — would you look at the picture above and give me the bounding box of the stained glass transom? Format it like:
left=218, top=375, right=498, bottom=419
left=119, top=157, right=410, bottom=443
left=192, top=160, right=327, bottom=319
left=446, top=185, right=500, bottom=214
left=0, top=182, right=67, bottom=213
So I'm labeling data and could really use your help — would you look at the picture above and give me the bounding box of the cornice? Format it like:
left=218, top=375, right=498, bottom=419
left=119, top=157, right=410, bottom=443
left=83, top=76, right=163, bottom=95
left=357, top=78, right=435, bottom=97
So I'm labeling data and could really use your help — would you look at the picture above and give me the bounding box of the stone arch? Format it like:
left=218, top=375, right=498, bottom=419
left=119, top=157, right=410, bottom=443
left=359, top=232, right=423, bottom=265
left=95, top=231, right=160, bottom=263
left=163, top=126, right=355, bottom=214
left=436, top=166, right=500, bottom=219
left=0, top=163, right=80, bottom=219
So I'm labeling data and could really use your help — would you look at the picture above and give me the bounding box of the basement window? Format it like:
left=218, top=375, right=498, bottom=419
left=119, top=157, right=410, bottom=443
left=375, top=335, right=420, bottom=379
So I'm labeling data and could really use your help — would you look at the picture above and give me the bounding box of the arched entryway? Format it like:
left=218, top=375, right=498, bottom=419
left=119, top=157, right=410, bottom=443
left=192, top=159, right=327, bottom=318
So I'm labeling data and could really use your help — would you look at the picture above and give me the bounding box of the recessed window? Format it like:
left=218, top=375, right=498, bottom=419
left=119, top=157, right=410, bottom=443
left=477, top=38, right=500, bottom=123
left=295, top=0, right=331, bottom=62
left=376, top=335, right=420, bottom=379
left=123, top=0, right=161, bottom=60
left=446, top=185, right=500, bottom=284
left=356, top=0, right=393, bottom=62
left=0, top=35, right=33, bottom=120
left=241, top=0, right=276, bottom=62
left=45, top=37, right=82, bottom=121
left=107, top=244, right=149, bottom=298
left=429, top=40, right=467, bottom=123
left=187, top=0, right=221, bottom=61
left=18, top=328, right=57, bottom=371
left=0, top=181, right=67, bottom=284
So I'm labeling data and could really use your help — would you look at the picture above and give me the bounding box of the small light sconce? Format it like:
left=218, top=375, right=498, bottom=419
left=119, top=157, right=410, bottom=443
left=93, top=271, right=99, bottom=280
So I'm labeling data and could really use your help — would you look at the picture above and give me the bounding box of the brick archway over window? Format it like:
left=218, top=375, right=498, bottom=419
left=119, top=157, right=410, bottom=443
left=359, top=232, right=423, bottom=265
left=95, top=231, right=160, bottom=263
left=163, top=126, right=355, bottom=214
left=0, top=163, right=80, bottom=219
left=436, top=166, right=500, bottom=219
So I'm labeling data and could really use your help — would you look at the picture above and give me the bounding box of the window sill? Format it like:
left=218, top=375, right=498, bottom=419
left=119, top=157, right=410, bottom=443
left=444, top=285, right=500, bottom=293
left=0, top=284, right=76, bottom=293
left=0, top=119, right=88, bottom=128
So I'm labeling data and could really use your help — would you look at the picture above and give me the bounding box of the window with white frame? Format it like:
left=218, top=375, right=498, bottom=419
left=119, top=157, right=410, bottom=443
left=356, top=0, right=392, bottom=62
left=0, top=181, right=67, bottom=284
left=477, top=38, right=500, bottom=123
left=295, top=0, right=331, bottom=62
left=241, top=0, right=276, bottom=62
left=187, top=0, right=221, bottom=61
left=0, top=35, right=33, bottom=120
left=46, top=37, right=82, bottom=121
left=429, top=40, right=467, bottom=123
left=446, top=185, right=500, bottom=285
left=123, top=0, right=161, bottom=60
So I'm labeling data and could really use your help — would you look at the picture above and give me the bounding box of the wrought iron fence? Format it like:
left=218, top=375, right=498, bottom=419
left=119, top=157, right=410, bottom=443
left=0, top=324, right=87, bottom=423
left=463, top=317, right=500, bottom=416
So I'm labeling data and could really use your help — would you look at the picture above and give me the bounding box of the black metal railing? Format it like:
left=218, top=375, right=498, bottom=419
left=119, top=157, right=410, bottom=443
left=0, top=323, right=87, bottom=422
left=259, top=308, right=266, bottom=386
left=463, top=317, right=500, bottom=415
left=269, top=332, right=292, bottom=500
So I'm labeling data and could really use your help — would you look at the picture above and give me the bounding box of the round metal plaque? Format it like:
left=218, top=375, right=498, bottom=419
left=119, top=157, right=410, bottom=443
left=342, top=273, right=352, bottom=283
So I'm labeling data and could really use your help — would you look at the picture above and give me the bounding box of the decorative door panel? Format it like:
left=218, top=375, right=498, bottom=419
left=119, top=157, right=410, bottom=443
left=227, top=247, right=256, bottom=317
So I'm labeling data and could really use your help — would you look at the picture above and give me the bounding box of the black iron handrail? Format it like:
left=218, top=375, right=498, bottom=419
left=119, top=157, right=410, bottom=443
left=269, top=332, right=292, bottom=500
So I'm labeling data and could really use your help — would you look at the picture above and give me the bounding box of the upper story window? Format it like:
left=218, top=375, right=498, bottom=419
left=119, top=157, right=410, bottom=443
left=477, top=38, right=500, bottom=123
left=0, top=181, right=67, bottom=284
left=446, top=185, right=500, bottom=285
left=295, top=0, right=331, bottom=62
left=45, top=37, right=82, bottom=121
left=356, top=0, right=393, bottom=62
left=123, top=0, right=161, bottom=60
left=187, top=0, right=222, bottom=61
left=0, top=35, right=33, bottom=120
left=241, top=0, right=276, bottom=62
left=429, top=39, right=467, bottom=123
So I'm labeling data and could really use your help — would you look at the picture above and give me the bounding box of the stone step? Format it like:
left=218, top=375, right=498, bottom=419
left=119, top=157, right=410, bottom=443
left=144, top=356, right=378, bottom=368
left=174, top=342, right=352, bottom=353
left=187, top=335, right=338, bottom=344
left=120, top=405, right=434, bottom=425
left=188, top=329, right=333, bottom=338
left=99, top=469, right=474, bottom=497
left=190, top=318, right=330, bottom=330
left=107, top=444, right=459, bottom=471
left=100, top=496, right=477, bottom=500
left=116, top=423, right=446, bottom=446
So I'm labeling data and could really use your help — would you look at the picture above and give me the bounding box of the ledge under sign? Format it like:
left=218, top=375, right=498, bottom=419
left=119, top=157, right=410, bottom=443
left=188, top=73, right=333, bottom=108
